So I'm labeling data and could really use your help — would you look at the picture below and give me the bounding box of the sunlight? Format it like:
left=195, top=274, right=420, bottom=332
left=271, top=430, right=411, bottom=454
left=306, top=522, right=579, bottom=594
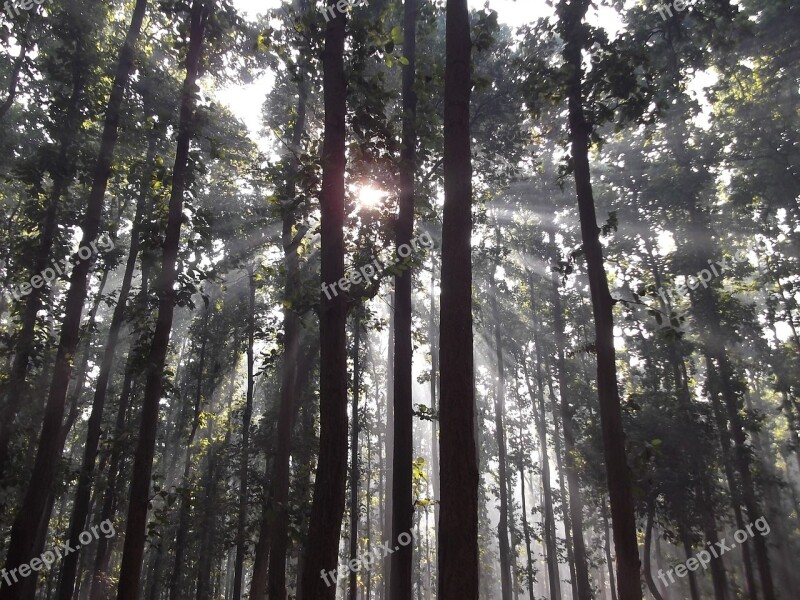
left=357, top=185, right=388, bottom=210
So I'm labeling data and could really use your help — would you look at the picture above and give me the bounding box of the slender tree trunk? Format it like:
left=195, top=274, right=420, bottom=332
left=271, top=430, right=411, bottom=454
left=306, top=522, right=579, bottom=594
left=89, top=270, right=148, bottom=600
left=233, top=268, right=256, bottom=600
left=57, top=121, right=158, bottom=600
left=0, top=0, right=149, bottom=593
left=560, top=1, right=641, bottom=597
left=550, top=261, right=592, bottom=600
left=384, top=293, right=395, bottom=600
left=260, top=25, right=311, bottom=597
left=0, top=38, right=85, bottom=483
left=390, top=1, right=417, bottom=597
left=705, top=353, right=758, bottom=599
left=678, top=523, right=700, bottom=600
left=349, top=313, right=362, bottom=600
left=544, top=355, right=578, bottom=600
left=115, top=3, right=209, bottom=596
left=489, top=264, right=513, bottom=600
left=713, top=353, right=775, bottom=600
left=603, top=507, right=619, bottom=600
left=526, top=288, right=561, bottom=600
left=438, top=1, right=477, bottom=598
left=168, top=301, right=211, bottom=600
left=517, top=432, right=535, bottom=600
left=643, top=504, right=665, bottom=600
left=297, top=1, right=348, bottom=596
left=195, top=438, right=218, bottom=600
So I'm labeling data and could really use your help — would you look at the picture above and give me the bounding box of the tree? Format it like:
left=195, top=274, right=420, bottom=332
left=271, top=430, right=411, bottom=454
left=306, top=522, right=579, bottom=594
left=437, top=1, right=478, bottom=598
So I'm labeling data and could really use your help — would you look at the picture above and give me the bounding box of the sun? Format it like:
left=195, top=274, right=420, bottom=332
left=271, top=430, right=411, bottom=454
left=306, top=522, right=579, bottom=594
left=356, top=185, right=388, bottom=209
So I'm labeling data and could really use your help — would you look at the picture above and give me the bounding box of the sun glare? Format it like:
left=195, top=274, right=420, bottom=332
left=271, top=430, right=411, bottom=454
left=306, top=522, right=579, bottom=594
left=357, top=185, right=388, bottom=209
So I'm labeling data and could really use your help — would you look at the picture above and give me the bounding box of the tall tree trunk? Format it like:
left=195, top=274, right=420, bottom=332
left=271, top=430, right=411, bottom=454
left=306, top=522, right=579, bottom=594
left=297, top=1, right=348, bottom=596
left=57, top=121, right=158, bottom=600
left=233, top=268, right=256, bottom=600
left=115, top=2, right=209, bottom=596
left=678, top=523, right=700, bottom=600
left=168, top=300, right=211, bottom=600
left=521, top=337, right=560, bottom=600
left=438, top=1, right=477, bottom=598
left=489, top=264, right=513, bottom=600
left=550, top=259, right=592, bottom=600
left=0, top=0, right=149, bottom=593
left=602, top=506, right=619, bottom=600
left=384, top=293, right=395, bottom=600
left=560, top=1, right=641, bottom=597
left=428, top=259, right=440, bottom=539
left=643, top=504, right=665, bottom=600
left=349, top=313, right=362, bottom=600
left=89, top=268, right=149, bottom=600
left=0, top=37, right=85, bottom=483
left=516, top=423, right=535, bottom=600
left=195, top=438, right=218, bottom=600
left=260, top=21, right=311, bottom=595
left=705, top=353, right=758, bottom=599
left=713, top=353, right=775, bottom=600
left=390, top=0, right=417, bottom=597
left=545, top=354, right=578, bottom=600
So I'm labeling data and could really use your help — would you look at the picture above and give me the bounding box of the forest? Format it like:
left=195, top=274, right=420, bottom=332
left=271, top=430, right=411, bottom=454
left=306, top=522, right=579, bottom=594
left=0, top=0, right=797, bottom=598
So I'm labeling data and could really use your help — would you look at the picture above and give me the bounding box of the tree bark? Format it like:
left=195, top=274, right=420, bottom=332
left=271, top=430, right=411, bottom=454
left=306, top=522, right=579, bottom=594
left=390, top=0, right=417, bottom=597
left=115, top=2, right=209, bottom=596
left=438, top=1, right=478, bottom=598
left=233, top=267, right=256, bottom=599
left=56, top=119, right=158, bottom=600
left=560, top=1, right=641, bottom=596
left=489, top=263, right=513, bottom=600
left=297, top=0, right=348, bottom=595
left=550, top=259, right=592, bottom=600
left=0, top=0, right=149, bottom=594
left=0, top=36, right=85, bottom=483
left=349, top=312, right=362, bottom=600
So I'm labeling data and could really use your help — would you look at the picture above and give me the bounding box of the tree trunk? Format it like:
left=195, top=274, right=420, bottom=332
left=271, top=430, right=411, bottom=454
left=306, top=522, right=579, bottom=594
left=438, top=1, right=477, bottom=598
left=259, top=21, right=311, bottom=595
left=115, top=2, right=209, bottom=595
left=560, top=1, right=641, bottom=597
left=297, top=1, right=348, bottom=596
left=57, top=120, right=158, bottom=600
left=521, top=333, right=560, bottom=600
left=233, top=268, right=256, bottom=600
left=390, top=0, right=418, bottom=596
left=705, top=353, right=758, bottom=599
left=89, top=271, right=149, bottom=600
left=0, top=37, right=85, bottom=483
left=603, top=506, right=619, bottom=600
left=643, top=504, right=665, bottom=600
left=489, top=264, right=513, bottom=600
left=384, top=292, right=395, bottom=600
left=516, top=425, right=535, bottom=600
left=550, top=260, right=592, bottom=600
left=349, top=312, right=362, bottom=600
left=0, top=0, right=149, bottom=593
